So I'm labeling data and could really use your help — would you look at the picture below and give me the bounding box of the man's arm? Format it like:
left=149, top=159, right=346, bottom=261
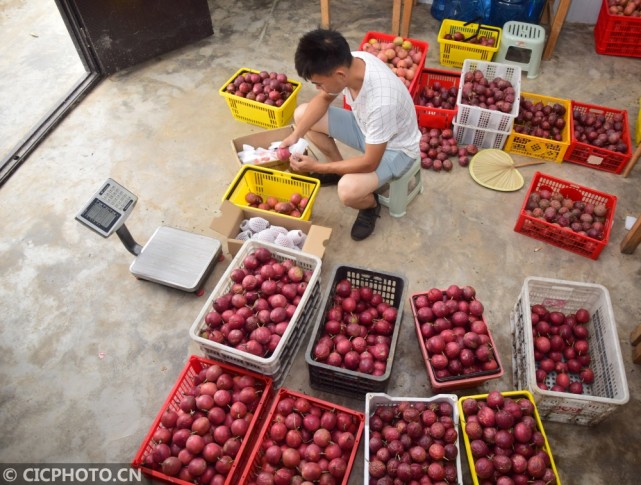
left=290, top=142, right=386, bottom=175
left=290, top=92, right=336, bottom=140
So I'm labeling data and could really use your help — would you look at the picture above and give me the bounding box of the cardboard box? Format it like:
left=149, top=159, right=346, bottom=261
left=230, top=125, right=317, bottom=171
left=210, top=200, right=332, bottom=259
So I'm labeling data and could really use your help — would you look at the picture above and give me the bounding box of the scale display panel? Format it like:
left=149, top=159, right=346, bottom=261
left=76, top=178, right=138, bottom=237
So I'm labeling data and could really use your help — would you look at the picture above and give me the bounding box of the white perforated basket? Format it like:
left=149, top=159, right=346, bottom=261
left=455, top=59, right=521, bottom=132
left=189, top=240, right=322, bottom=387
left=511, top=276, right=629, bottom=425
left=453, top=121, right=511, bottom=150
left=365, top=393, right=463, bottom=485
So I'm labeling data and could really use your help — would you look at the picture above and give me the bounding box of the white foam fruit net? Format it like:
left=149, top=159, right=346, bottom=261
left=235, top=230, right=252, bottom=241
left=236, top=219, right=304, bottom=250
left=287, top=229, right=305, bottom=246
left=247, top=217, right=270, bottom=233
left=275, top=233, right=296, bottom=249
left=271, top=225, right=288, bottom=235
left=252, top=228, right=279, bottom=243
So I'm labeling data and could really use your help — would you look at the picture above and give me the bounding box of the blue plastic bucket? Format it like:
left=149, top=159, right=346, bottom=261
left=485, top=0, right=546, bottom=27
left=431, top=0, right=489, bottom=23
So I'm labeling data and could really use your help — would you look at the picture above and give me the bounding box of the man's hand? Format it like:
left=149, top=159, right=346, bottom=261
left=289, top=153, right=320, bottom=173
left=279, top=133, right=299, bottom=149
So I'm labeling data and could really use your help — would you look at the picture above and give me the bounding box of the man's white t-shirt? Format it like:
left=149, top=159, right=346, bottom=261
left=343, top=51, right=421, bottom=160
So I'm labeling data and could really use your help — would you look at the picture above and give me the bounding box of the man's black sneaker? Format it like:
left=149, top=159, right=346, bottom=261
left=308, top=172, right=341, bottom=186
left=350, top=196, right=381, bottom=241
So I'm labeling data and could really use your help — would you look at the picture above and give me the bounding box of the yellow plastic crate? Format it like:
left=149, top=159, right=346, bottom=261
left=222, top=165, right=320, bottom=221
left=219, top=67, right=302, bottom=129
left=438, top=19, right=501, bottom=69
left=505, top=92, right=571, bottom=163
left=458, top=390, right=562, bottom=485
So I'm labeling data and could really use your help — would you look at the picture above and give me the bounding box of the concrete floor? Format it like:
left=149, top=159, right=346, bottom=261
left=1, top=0, right=640, bottom=484
left=0, top=0, right=86, bottom=155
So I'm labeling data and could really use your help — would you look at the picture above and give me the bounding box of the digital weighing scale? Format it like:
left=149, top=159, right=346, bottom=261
left=76, top=178, right=222, bottom=292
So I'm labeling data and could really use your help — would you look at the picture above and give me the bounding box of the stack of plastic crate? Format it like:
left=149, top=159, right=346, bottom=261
left=453, top=59, right=521, bottom=149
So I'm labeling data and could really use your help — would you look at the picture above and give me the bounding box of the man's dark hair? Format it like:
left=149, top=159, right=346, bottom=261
left=294, top=29, right=353, bottom=80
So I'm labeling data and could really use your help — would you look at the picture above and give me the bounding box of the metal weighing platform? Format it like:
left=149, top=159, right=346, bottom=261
left=76, top=178, right=222, bottom=292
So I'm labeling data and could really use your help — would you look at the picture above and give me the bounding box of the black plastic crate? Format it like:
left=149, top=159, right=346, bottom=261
left=304, top=264, right=407, bottom=398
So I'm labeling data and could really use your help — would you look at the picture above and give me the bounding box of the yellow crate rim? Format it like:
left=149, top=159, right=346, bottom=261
left=457, top=390, right=562, bottom=485
left=505, top=91, right=572, bottom=163
left=218, top=67, right=302, bottom=112
left=437, top=19, right=502, bottom=53
left=222, top=164, right=321, bottom=221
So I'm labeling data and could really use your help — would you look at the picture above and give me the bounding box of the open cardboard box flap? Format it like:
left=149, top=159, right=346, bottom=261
left=210, top=200, right=331, bottom=259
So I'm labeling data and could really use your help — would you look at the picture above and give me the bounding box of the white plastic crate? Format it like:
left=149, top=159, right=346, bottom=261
left=365, top=393, right=463, bottom=485
left=455, top=59, right=521, bottom=132
left=268, top=280, right=321, bottom=387
left=453, top=121, right=511, bottom=150
left=189, top=240, right=322, bottom=387
left=511, top=276, right=629, bottom=425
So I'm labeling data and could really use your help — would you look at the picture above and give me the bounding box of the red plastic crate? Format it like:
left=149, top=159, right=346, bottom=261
left=409, top=289, right=504, bottom=392
left=514, top=172, right=618, bottom=260
left=344, top=31, right=429, bottom=110
left=132, top=356, right=274, bottom=485
left=565, top=101, right=633, bottom=174
left=359, top=31, right=428, bottom=96
left=413, top=67, right=461, bottom=129
left=594, top=0, right=641, bottom=58
left=239, top=388, right=365, bottom=484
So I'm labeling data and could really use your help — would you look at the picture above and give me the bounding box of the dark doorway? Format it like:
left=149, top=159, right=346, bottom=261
left=70, top=0, right=213, bottom=75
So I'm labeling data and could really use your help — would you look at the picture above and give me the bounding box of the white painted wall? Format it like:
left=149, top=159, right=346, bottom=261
left=418, top=0, right=603, bottom=24
left=556, top=0, right=602, bottom=24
